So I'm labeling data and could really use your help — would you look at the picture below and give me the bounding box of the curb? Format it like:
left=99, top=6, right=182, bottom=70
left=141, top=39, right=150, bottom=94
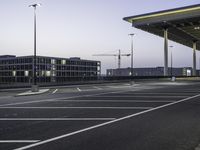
left=15, top=89, right=49, bottom=97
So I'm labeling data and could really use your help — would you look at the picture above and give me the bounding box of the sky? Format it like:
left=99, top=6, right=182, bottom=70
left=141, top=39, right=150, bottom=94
left=1, top=0, right=200, bottom=74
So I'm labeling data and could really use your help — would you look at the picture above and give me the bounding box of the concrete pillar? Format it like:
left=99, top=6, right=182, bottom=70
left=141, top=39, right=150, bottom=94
left=164, top=28, right=168, bottom=76
left=193, top=41, right=197, bottom=76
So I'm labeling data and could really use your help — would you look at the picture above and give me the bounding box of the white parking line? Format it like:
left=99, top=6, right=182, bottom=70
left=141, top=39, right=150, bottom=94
left=0, top=107, right=152, bottom=109
left=77, top=88, right=81, bottom=92
left=123, top=83, right=132, bottom=86
left=107, top=86, right=132, bottom=88
left=0, top=96, right=12, bottom=100
left=0, top=89, right=143, bottom=107
left=54, top=100, right=175, bottom=103
left=122, top=92, right=197, bottom=95
left=91, top=95, right=186, bottom=98
left=93, top=86, right=102, bottom=90
left=77, top=88, right=101, bottom=92
left=52, top=89, right=58, bottom=94
left=0, top=140, right=39, bottom=143
left=0, top=118, right=116, bottom=121
left=0, top=99, right=59, bottom=107
left=14, top=93, right=200, bottom=150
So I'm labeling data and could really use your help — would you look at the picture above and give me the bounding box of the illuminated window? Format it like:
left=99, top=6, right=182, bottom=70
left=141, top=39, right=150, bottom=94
left=25, top=71, right=29, bottom=77
left=12, top=71, right=16, bottom=77
left=52, top=71, right=56, bottom=77
left=51, top=59, right=56, bottom=64
left=186, top=69, right=191, bottom=76
left=41, top=71, right=45, bottom=76
left=45, top=71, right=51, bottom=77
left=61, top=60, right=66, bottom=65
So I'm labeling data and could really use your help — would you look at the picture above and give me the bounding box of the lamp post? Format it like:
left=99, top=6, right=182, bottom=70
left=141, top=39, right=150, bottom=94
left=29, top=3, right=41, bottom=92
left=129, top=33, right=134, bottom=76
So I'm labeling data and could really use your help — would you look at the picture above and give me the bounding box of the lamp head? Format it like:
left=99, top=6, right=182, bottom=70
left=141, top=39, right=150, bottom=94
left=129, top=33, right=134, bottom=36
left=29, top=3, right=41, bottom=8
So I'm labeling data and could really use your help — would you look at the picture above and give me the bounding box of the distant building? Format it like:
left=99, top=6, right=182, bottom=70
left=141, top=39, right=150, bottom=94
left=0, top=55, right=101, bottom=84
left=107, top=67, right=194, bottom=77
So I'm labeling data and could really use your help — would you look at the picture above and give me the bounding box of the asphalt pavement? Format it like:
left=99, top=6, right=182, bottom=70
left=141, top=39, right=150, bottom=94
left=0, top=81, right=200, bottom=150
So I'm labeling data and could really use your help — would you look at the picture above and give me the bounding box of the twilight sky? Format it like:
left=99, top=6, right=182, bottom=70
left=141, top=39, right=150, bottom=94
left=1, top=0, right=200, bottom=74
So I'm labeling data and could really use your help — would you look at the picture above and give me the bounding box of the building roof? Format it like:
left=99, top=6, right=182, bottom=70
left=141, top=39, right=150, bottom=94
left=123, top=4, right=200, bottom=50
left=0, top=55, right=16, bottom=58
left=0, top=55, right=100, bottom=62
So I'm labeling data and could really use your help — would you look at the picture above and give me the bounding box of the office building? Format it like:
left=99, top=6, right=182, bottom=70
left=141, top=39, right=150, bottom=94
left=0, top=55, right=101, bottom=84
left=107, top=67, right=194, bottom=77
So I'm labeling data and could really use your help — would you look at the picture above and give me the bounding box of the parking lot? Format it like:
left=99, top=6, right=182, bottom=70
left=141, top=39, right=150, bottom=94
left=0, top=81, right=200, bottom=150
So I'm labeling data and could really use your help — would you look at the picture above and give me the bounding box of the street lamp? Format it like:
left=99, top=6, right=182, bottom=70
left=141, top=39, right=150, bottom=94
left=129, top=33, right=134, bottom=77
left=29, top=3, right=41, bottom=92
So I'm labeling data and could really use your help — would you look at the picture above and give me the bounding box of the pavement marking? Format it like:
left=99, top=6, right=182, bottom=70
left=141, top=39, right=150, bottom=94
left=54, top=100, right=175, bottom=103
left=76, top=87, right=101, bottom=92
left=77, top=88, right=81, bottom=92
left=123, top=83, right=132, bottom=86
left=0, top=98, right=60, bottom=107
left=0, top=118, right=116, bottom=121
left=121, top=92, right=197, bottom=95
left=91, top=95, right=187, bottom=98
left=0, top=107, right=153, bottom=109
left=14, top=93, right=200, bottom=150
left=0, top=140, right=40, bottom=143
left=93, top=86, right=102, bottom=90
left=0, top=88, right=144, bottom=107
left=107, top=86, right=132, bottom=88
left=0, top=96, right=12, bottom=99
left=52, top=89, right=58, bottom=94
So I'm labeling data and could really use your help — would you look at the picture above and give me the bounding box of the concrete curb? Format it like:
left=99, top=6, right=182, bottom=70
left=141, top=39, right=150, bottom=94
left=16, top=89, right=49, bottom=97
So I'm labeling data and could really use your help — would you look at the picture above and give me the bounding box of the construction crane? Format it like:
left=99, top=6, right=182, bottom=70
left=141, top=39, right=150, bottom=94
left=93, top=49, right=130, bottom=69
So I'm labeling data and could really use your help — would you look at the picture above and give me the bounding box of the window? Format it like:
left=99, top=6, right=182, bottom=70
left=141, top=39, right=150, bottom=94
left=51, top=59, right=56, bottom=64
left=12, top=71, right=16, bottom=77
left=61, top=60, right=66, bottom=65
left=25, top=71, right=29, bottom=77
left=45, top=71, right=51, bottom=77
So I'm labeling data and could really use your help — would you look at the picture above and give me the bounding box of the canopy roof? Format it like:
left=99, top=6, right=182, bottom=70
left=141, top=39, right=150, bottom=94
left=123, top=4, right=200, bottom=50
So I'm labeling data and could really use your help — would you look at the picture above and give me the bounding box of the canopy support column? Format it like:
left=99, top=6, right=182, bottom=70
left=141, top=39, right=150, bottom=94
left=164, top=28, right=168, bottom=76
left=193, top=41, right=197, bottom=76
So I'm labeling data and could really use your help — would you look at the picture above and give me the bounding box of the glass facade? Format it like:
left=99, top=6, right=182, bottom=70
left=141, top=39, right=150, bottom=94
left=0, top=55, right=101, bottom=84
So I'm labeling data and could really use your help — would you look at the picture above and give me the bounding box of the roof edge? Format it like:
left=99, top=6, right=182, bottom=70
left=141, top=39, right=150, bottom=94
left=123, top=4, right=200, bottom=22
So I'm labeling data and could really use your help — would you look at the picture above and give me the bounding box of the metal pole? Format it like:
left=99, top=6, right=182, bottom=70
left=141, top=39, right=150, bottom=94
left=171, top=51, right=173, bottom=77
left=29, top=4, right=41, bottom=92
left=193, top=41, right=197, bottom=76
left=129, top=34, right=134, bottom=76
left=34, top=6, right=37, bottom=86
left=164, top=28, right=168, bottom=76
left=118, top=49, right=121, bottom=69
left=169, top=46, right=173, bottom=77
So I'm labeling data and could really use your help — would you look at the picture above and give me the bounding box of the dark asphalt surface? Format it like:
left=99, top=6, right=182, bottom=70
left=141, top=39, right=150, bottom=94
left=0, top=81, right=200, bottom=150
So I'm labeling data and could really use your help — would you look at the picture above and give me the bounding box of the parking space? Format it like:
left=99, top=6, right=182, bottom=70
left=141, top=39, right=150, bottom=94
left=50, top=83, right=138, bottom=94
left=0, top=81, right=200, bottom=150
